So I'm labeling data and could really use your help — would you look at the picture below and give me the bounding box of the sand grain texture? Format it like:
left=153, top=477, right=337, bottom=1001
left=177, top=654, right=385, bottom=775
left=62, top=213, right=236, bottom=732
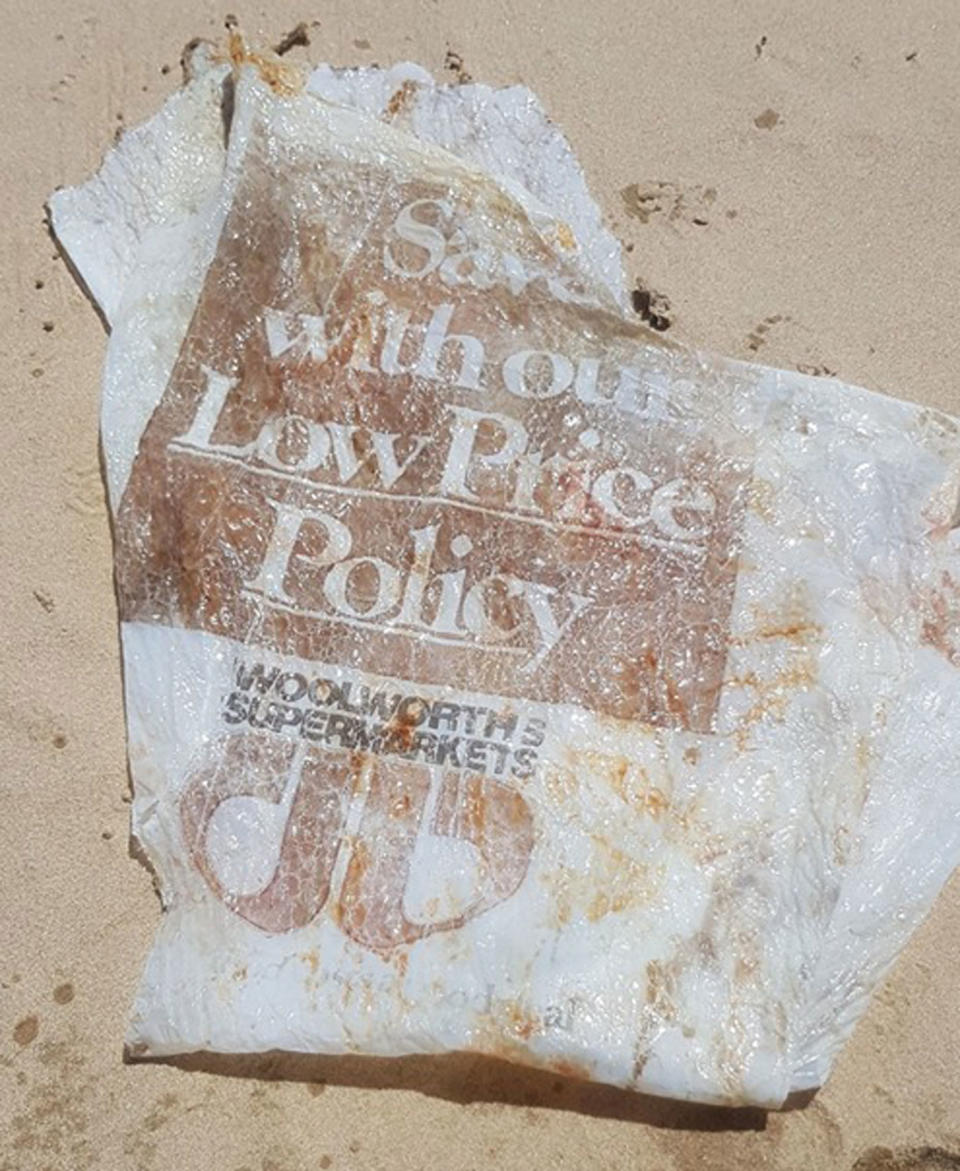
left=2, top=1, right=959, bottom=1167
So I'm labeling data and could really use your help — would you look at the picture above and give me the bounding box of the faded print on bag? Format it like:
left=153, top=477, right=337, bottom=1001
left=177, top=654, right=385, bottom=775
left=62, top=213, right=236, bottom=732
left=115, top=113, right=751, bottom=734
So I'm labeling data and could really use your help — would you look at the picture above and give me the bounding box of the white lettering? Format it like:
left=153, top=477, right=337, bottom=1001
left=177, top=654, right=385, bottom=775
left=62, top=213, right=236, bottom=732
left=178, top=366, right=244, bottom=450
left=590, top=466, right=654, bottom=527
left=503, top=349, right=574, bottom=400
left=245, top=501, right=352, bottom=603
left=263, top=309, right=328, bottom=361
left=462, top=574, right=524, bottom=641
left=383, top=199, right=452, bottom=278
left=439, top=406, right=529, bottom=502
left=254, top=415, right=331, bottom=473
left=325, top=423, right=430, bottom=489
left=324, top=557, right=401, bottom=618
left=518, top=584, right=593, bottom=672
left=649, top=480, right=717, bottom=540
left=415, top=303, right=485, bottom=390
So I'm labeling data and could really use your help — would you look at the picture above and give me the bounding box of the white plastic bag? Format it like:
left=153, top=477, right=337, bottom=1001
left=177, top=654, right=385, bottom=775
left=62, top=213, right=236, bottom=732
left=50, top=45, right=960, bottom=1107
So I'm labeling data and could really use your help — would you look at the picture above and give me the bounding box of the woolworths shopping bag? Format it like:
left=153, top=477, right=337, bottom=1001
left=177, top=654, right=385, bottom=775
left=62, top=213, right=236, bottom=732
left=50, top=48, right=960, bottom=1107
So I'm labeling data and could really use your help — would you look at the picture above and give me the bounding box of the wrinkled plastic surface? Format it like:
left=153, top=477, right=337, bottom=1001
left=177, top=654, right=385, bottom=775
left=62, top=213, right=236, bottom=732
left=49, top=52, right=960, bottom=1108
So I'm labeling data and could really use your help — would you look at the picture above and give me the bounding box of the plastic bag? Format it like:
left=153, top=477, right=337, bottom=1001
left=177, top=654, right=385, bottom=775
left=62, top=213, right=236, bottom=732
left=49, top=44, right=960, bottom=1108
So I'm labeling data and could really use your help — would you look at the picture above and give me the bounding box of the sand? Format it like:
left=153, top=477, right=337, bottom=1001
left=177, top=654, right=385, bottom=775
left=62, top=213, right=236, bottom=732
left=1, top=1, right=959, bottom=1168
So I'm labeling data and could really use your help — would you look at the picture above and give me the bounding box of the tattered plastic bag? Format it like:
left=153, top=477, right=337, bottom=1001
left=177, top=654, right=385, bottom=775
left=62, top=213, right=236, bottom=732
left=49, top=41, right=960, bottom=1108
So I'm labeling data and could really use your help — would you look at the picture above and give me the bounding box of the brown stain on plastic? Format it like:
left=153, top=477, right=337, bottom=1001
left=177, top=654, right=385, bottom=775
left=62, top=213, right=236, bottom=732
left=116, top=153, right=748, bottom=734
left=921, top=571, right=960, bottom=666
left=732, top=619, right=821, bottom=647
left=504, top=1001, right=539, bottom=1041
left=573, top=750, right=669, bottom=823
left=216, top=28, right=304, bottom=95
left=384, top=703, right=421, bottom=753
left=755, top=619, right=821, bottom=643
left=730, top=659, right=815, bottom=749
left=385, top=81, right=419, bottom=121
left=644, top=788, right=669, bottom=818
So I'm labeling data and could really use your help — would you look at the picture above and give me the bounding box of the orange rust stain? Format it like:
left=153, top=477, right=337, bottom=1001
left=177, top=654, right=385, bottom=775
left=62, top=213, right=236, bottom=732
left=300, top=950, right=320, bottom=975
left=732, top=619, right=821, bottom=646
left=221, top=30, right=304, bottom=95
left=732, top=658, right=816, bottom=750
left=504, top=1001, right=539, bottom=1041
left=756, top=620, right=822, bottom=642
left=586, top=751, right=668, bottom=817
left=393, top=950, right=409, bottom=978
left=577, top=841, right=657, bottom=922
left=683, top=745, right=701, bottom=766
left=385, top=80, right=419, bottom=120
left=385, top=706, right=419, bottom=752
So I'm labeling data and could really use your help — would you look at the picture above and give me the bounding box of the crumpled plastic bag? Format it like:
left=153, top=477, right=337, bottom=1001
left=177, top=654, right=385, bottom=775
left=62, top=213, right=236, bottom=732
left=49, top=40, right=960, bottom=1108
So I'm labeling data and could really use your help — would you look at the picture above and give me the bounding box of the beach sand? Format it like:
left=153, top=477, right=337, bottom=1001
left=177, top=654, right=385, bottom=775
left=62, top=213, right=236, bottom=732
left=1, top=1, right=958, bottom=1167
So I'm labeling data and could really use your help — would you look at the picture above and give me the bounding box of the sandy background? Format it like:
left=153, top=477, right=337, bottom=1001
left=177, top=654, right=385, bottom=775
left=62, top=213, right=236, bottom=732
left=2, top=1, right=959, bottom=1167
